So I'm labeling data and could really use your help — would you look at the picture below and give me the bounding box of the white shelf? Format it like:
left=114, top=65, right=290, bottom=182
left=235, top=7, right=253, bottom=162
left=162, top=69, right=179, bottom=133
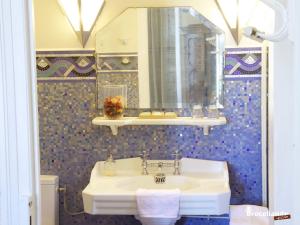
left=92, top=117, right=227, bottom=136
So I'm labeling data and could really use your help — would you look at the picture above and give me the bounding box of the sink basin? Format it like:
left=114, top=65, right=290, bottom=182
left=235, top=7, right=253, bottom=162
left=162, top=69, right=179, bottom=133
left=117, top=176, right=199, bottom=191
left=82, top=157, right=231, bottom=216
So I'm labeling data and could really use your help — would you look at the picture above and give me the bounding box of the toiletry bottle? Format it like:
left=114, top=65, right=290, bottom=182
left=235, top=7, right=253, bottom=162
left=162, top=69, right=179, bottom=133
left=207, top=105, right=219, bottom=119
left=192, top=105, right=204, bottom=118
left=104, top=154, right=116, bottom=176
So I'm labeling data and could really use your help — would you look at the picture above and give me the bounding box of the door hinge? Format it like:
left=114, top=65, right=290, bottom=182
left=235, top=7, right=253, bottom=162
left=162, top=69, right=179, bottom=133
left=21, top=194, right=34, bottom=225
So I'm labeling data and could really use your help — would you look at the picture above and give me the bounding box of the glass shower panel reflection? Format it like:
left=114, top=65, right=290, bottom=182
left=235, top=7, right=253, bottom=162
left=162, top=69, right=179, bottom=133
left=148, top=8, right=224, bottom=109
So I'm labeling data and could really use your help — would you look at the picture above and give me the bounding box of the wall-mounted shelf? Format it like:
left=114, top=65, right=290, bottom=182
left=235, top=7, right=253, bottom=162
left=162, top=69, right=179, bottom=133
left=92, top=117, right=227, bottom=136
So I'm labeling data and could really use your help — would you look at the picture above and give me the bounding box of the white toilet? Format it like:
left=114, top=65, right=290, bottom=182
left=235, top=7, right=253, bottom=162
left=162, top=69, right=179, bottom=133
left=40, top=175, right=59, bottom=225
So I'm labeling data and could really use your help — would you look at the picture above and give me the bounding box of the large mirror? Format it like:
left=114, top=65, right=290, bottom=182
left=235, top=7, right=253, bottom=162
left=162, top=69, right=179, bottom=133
left=96, top=7, right=225, bottom=111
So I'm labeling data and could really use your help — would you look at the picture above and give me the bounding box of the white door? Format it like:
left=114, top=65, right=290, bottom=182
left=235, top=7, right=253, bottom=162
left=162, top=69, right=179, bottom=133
left=0, top=0, right=40, bottom=225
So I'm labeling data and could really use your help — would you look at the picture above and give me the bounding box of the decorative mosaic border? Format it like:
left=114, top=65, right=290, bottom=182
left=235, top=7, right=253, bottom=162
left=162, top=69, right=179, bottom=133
left=224, top=47, right=262, bottom=80
left=96, top=53, right=138, bottom=72
left=36, top=48, right=262, bottom=81
left=36, top=51, right=96, bottom=80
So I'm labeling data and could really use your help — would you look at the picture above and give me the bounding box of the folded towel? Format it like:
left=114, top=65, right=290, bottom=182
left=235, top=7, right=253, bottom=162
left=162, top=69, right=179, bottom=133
left=230, top=205, right=273, bottom=225
left=136, top=189, right=181, bottom=218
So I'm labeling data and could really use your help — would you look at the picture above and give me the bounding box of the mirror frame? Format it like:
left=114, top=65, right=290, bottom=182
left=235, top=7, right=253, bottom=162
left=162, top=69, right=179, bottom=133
left=92, top=0, right=225, bottom=39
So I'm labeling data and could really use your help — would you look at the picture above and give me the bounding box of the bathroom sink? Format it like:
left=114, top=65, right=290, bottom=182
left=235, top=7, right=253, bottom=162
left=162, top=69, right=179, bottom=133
left=117, top=176, right=199, bottom=191
left=82, top=157, right=231, bottom=216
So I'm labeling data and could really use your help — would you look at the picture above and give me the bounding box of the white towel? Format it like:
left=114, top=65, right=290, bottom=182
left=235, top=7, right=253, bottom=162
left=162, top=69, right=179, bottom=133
left=230, top=205, right=273, bottom=225
left=136, top=189, right=181, bottom=218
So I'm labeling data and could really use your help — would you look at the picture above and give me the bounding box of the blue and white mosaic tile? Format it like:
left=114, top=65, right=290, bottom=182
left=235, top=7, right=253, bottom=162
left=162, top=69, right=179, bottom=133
left=37, top=48, right=262, bottom=225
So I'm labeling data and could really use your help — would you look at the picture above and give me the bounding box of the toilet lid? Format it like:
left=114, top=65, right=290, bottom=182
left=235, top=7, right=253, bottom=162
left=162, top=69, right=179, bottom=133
left=40, top=175, right=59, bottom=185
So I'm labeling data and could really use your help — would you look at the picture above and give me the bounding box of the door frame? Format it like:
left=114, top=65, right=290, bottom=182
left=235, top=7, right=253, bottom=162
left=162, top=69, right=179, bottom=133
left=0, top=0, right=40, bottom=225
left=1, top=0, right=300, bottom=225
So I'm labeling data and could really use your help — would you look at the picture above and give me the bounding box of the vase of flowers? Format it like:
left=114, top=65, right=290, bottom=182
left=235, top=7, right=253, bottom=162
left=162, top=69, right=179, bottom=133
left=101, top=85, right=127, bottom=120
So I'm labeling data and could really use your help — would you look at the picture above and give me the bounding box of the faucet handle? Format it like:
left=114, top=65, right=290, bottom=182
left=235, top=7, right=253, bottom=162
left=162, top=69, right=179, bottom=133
left=140, top=150, right=149, bottom=175
left=140, top=150, right=149, bottom=160
left=173, top=150, right=181, bottom=176
left=172, top=150, right=181, bottom=159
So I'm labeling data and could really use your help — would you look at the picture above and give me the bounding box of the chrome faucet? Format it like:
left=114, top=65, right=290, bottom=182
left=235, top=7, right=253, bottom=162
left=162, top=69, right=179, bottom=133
left=140, top=150, right=149, bottom=175
left=157, top=162, right=163, bottom=173
left=173, top=150, right=181, bottom=175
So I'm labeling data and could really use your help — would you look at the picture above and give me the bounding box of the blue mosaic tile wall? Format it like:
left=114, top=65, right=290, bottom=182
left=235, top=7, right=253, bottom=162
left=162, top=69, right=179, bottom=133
left=37, top=48, right=263, bottom=225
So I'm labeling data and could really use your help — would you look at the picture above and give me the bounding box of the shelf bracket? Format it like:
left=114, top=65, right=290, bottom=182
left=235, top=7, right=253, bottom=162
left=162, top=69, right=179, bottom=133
left=110, top=126, right=119, bottom=136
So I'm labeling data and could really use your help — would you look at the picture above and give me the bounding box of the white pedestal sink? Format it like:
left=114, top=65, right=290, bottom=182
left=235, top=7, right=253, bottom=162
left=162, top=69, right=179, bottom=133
left=82, top=158, right=231, bottom=225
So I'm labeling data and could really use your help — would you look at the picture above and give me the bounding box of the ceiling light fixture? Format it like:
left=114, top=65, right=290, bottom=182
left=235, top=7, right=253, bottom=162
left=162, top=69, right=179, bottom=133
left=215, top=0, right=241, bottom=44
left=215, top=0, right=258, bottom=44
left=57, top=0, right=105, bottom=47
left=215, top=0, right=288, bottom=44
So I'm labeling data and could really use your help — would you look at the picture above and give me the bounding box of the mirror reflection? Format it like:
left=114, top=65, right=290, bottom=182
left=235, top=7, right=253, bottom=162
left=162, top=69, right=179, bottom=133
left=96, top=7, right=225, bottom=110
